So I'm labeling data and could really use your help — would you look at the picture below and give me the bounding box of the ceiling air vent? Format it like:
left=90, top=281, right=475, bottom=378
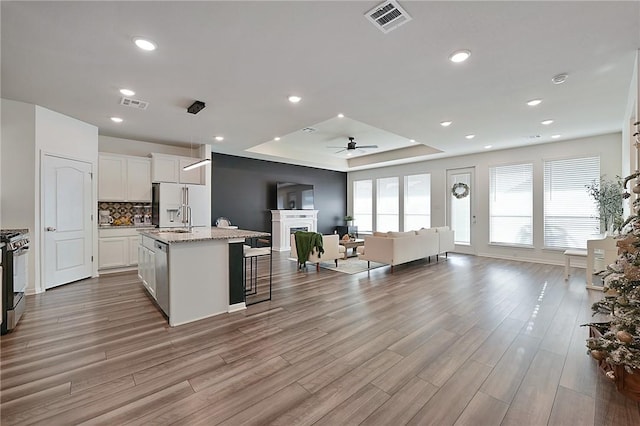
left=120, top=97, right=149, bottom=110
left=365, top=0, right=412, bottom=34
left=302, top=127, right=317, bottom=133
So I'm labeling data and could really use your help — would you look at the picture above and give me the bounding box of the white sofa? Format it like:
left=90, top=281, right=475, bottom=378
left=435, top=226, right=455, bottom=258
left=290, top=234, right=346, bottom=271
left=358, top=226, right=455, bottom=271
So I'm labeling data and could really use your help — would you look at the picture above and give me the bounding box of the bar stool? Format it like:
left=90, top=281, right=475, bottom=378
left=243, top=237, right=272, bottom=305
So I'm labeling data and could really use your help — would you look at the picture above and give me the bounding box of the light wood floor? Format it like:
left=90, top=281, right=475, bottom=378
left=2, top=253, right=639, bottom=425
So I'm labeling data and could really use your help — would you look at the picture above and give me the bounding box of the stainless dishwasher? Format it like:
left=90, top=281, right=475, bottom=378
left=154, top=241, right=169, bottom=316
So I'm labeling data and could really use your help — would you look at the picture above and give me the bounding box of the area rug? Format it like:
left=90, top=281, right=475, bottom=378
left=318, top=257, right=386, bottom=274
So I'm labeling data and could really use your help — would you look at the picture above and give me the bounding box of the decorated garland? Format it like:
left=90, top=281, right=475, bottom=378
left=451, top=182, right=470, bottom=199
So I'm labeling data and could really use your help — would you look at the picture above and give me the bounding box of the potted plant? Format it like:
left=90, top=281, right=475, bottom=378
left=344, top=215, right=354, bottom=226
left=585, top=176, right=624, bottom=234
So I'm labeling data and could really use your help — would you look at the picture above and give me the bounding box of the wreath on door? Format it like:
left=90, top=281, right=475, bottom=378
left=451, top=182, right=470, bottom=199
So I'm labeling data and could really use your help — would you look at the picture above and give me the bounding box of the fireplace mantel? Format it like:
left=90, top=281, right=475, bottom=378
left=271, top=210, right=318, bottom=251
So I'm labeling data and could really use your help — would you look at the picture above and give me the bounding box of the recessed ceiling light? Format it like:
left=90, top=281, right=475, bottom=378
left=110, top=117, right=123, bottom=123
left=527, top=99, right=542, bottom=106
left=215, top=136, right=224, bottom=141
left=440, top=121, right=452, bottom=127
left=551, top=134, right=561, bottom=139
left=346, top=152, right=353, bottom=157
left=465, top=134, right=475, bottom=139
left=274, top=137, right=281, bottom=141
left=552, top=73, right=568, bottom=84
left=119, top=88, right=135, bottom=97
left=337, top=113, right=344, bottom=118
left=410, top=139, right=416, bottom=143
left=133, top=37, right=157, bottom=51
left=541, top=119, right=554, bottom=125
left=484, top=145, right=492, bottom=149
left=288, top=95, right=301, bottom=103
left=449, top=50, right=471, bottom=63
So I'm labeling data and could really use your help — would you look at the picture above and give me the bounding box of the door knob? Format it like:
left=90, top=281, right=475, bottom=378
left=46, top=227, right=56, bottom=231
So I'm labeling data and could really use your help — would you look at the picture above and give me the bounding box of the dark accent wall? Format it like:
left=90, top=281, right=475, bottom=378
left=211, top=153, right=346, bottom=234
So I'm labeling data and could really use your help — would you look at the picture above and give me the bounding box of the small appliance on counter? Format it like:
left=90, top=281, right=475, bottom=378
left=133, top=205, right=144, bottom=226
left=99, top=209, right=113, bottom=225
left=1, top=229, right=29, bottom=334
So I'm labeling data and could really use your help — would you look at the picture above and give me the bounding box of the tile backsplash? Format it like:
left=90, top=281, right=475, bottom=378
left=98, top=202, right=152, bottom=226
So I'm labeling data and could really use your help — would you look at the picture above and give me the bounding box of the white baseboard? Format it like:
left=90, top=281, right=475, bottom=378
left=228, top=302, right=246, bottom=313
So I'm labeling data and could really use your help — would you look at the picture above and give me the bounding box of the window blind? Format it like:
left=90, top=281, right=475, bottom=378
left=490, top=163, right=533, bottom=245
left=353, top=180, right=373, bottom=233
left=544, top=156, right=600, bottom=249
left=376, top=177, right=399, bottom=232
left=404, top=174, right=431, bottom=230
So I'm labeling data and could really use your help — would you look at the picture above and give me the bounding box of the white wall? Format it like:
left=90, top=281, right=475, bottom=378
left=0, top=99, right=99, bottom=294
left=348, top=133, right=622, bottom=266
left=35, top=106, right=99, bottom=291
left=99, top=135, right=192, bottom=157
left=1, top=100, right=36, bottom=232
left=622, top=50, right=639, bottom=180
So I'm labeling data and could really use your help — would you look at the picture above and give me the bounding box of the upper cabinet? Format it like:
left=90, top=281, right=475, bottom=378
left=151, top=153, right=204, bottom=185
left=99, top=154, right=151, bottom=201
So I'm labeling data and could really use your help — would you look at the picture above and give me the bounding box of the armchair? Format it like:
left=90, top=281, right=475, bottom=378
left=290, top=234, right=345, bottom=271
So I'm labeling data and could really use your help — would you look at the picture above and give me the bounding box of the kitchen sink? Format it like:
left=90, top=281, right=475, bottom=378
left=162, top=229, right=191, bottom=233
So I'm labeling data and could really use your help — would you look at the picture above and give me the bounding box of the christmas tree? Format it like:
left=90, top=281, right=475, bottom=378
left=587, top=170, right=640, bottom=374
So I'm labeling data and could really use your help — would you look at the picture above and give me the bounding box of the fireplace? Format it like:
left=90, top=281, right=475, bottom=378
left=271, top=210, right=318, bottom=251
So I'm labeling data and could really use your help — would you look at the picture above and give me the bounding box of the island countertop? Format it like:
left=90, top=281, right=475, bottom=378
left=140, top=227, right=270, bottom=244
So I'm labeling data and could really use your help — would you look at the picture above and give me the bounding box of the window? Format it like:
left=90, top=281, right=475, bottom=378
left=544, top=156, right=600, bottom=249
left=489, top=163, right=533, bottom=245
left=404, top=174, right=431, bottom=230
left=376, top=177, right=399, bottom=232
left=353, top=180, right=373, bottom=233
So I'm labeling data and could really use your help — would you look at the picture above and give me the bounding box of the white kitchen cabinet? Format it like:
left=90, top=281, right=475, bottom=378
left=98, top=155, right=127, bottom=200
left=99, top=227, right=153, bottom=272
left=128, top=235, right=140, bottom=265
left=98, top=237, right=129, bottom=269
left=138, top=236, right=156, bottom=298
left=151, top=153, right=180, bottom=183
left=99, top=154, right=151, bottom=201
left=151, top=153, right=204, bottom=185
left=126, top=157, right=152, bottom=201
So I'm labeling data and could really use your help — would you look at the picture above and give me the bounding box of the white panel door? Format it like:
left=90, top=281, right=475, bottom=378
left=447, top=167, right=476, bottom=255
left=43, top=155, right=93, bottom=288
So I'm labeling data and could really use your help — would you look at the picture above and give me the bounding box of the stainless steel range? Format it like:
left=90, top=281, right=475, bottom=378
left=1, top=229, right=29, bottom=334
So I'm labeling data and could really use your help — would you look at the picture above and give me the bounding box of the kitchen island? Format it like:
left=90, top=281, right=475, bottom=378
left=139, top=227, right=270, bottom=326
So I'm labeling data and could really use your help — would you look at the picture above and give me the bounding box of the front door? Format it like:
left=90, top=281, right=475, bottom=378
left=43, top=155, right=93, bottom=289
left=447, top=167, right=476, bottom=254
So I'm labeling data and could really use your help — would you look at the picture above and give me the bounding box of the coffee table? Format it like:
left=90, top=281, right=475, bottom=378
left=338, top=238, right=365, bottom=259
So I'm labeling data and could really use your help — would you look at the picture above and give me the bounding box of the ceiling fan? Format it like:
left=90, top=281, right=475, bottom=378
left=328, top=137, right=378, bottom=154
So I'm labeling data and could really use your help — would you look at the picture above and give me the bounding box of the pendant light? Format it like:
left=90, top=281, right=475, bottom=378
left=183, top=100, right=211, bottom=171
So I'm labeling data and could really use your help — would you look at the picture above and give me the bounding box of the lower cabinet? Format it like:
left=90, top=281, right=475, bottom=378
left=98, top=237, right=128, bottom=269
left=138, top=236, right=156, bottom=299
left=99, top=227, right=153, bottom=272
